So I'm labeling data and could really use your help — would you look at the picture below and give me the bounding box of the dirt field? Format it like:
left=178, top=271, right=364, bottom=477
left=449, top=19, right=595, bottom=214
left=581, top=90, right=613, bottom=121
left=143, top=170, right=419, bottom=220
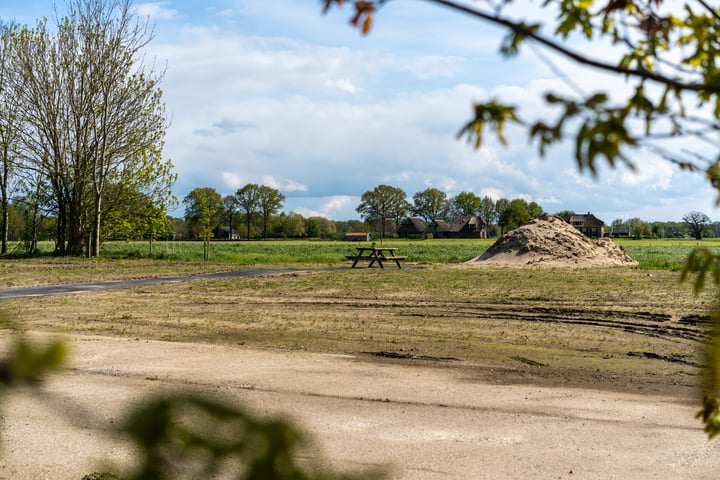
left=0, top=334, right=716, bottom=480
left=0, top=259, right=718, bottom=479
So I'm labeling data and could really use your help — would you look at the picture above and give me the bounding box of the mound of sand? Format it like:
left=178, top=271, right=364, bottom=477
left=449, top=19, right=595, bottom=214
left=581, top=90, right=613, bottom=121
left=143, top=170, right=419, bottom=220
left=467, top=213, right=637, bottom=267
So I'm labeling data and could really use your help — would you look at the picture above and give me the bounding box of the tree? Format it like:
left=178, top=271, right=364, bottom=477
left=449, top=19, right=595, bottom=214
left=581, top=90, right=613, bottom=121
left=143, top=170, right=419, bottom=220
left=257, top=185, right=285, bottom=240
left=449, top=191, right=481, bottom=217
left=222, top=195, right=238, bottom=239
left=479, top=195, right=497, bottom=225
left=627, top=217, right=648, bottom=239
left=0, top=22, right=20, bottom=256
left=555, top=210, right=575, bottom=220
left=497, top=198, right=531, bottom=233
left=493, top=198, right=510, bottom=232
left=308, top=216, right=337, bottom=238
left=235, top=184, right=262, bottom=240
left=325, top=0, right=720, bottom=437
left=356, top=184, right=410, bottom=241
left=412, top=187, right=448, bottom=222
left=183, top=187, right=224, bottom=261
left=280, top=212, right=306, bottom=238
left=527, top=201, right=544, bottom=219
left=683, top=211, right=711, bottom=241
left=10, top=0, right=169, bottom=257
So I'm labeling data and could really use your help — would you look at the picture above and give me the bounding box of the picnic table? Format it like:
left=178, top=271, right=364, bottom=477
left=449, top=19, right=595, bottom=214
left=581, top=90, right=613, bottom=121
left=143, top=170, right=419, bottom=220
left=346, top=246, right=406, bottom=269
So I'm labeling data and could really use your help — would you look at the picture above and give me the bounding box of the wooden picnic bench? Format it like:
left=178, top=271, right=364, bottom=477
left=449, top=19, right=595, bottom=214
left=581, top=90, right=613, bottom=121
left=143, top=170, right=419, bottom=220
left=346, top=246, right=406, bottom=269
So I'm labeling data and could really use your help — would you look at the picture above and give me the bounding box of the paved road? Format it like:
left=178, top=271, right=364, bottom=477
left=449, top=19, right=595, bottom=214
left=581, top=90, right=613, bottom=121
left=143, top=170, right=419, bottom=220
left=0, top=268, right=305, bottom=299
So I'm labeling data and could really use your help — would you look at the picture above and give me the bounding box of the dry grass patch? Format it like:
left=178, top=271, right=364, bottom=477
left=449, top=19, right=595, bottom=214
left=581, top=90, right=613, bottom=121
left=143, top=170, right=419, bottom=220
left=2, top=264, right=712, bottom=396
left=0, top=258, right=241, bottom=288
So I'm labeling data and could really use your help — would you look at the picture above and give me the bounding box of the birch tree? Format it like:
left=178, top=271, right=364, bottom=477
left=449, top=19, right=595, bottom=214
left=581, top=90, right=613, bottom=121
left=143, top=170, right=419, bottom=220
left=10, top=0, right=170, bottom=257
left=0, top=22, right=20, bottom=255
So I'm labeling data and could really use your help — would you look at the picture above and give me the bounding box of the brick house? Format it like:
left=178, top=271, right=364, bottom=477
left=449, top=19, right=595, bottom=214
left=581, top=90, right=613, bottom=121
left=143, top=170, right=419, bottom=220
left=564, top=213, right=605, bottom=238
left=429, top=216, right=488, bottom=239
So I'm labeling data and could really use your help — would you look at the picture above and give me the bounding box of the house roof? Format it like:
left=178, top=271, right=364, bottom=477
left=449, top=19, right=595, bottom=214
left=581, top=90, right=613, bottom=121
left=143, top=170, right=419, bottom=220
left=449, top=216, right=487, bottom=232
left=398, top=217, right=427, bottom=232
left=430, top=219, right=451, bottom=231
left=567, top=213, right=604, bottom=227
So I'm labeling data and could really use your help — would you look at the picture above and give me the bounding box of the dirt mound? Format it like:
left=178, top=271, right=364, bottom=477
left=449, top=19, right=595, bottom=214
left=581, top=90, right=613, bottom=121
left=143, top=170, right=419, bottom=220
left=467, top=213, right=637, bottom=267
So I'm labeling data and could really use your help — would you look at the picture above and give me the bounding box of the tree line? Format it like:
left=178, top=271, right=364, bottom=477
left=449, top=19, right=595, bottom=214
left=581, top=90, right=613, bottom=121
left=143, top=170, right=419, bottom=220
left=0, top=0, right=175, bottom=257
left=5, top=176, right=715, bottom=252
left=179, top=183, right=548, bottom=246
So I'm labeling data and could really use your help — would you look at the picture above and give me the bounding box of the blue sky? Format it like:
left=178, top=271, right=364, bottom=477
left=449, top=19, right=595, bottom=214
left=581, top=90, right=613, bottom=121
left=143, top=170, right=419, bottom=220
left=1, top=1, right=718, bottom=223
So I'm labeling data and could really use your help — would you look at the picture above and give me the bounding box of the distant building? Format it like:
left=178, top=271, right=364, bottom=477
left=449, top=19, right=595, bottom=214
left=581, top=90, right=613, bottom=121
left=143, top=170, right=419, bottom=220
left=428, top=216, right=488, bottom=239
left=428, top=219, right=451, bottom=237
left=607, top=226, right=630, bottom=238
left=345, top=232, right=371, bottom=242
left=396, top=217, right=427, bottom=238
left=563, top=213, right=605, bottom=238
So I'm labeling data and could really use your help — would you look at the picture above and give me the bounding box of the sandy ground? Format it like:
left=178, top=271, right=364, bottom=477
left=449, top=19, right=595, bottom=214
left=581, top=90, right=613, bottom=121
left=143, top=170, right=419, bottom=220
left=0, top=335, right=717, bottom=480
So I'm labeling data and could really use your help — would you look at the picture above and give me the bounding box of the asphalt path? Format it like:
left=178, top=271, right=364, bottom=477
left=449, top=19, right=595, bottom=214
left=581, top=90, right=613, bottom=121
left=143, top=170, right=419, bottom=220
left=0, top=268, right=306, bottom=299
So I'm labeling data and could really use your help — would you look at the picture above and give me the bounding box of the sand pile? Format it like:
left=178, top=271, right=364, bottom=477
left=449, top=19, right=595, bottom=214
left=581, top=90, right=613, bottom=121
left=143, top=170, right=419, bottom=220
left=467, top=213, right=637, bottom=267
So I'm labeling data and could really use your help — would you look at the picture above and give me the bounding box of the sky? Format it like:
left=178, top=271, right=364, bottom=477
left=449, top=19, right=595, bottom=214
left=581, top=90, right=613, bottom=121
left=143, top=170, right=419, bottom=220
left=1, top=0, right=719, bottom=223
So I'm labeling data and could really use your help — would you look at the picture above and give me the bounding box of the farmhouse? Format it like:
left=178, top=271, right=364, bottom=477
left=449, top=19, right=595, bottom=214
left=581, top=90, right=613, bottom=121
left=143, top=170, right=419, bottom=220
left=429, top=216, right=488, bottom=239
left=396, top=217, right=427, bottom=238
left=564, top=212, right=605, bottom=238
left=427, top=219, right=451, bottom=237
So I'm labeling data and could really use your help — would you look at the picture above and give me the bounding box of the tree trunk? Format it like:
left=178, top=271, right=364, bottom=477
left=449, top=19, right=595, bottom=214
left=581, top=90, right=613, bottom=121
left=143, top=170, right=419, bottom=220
left=1, top=205, right=7, bottom=255
left=54, top=201, right=66, bottom=256
left=92, top=194, right=102, bottom=257
left=1, top=146, right=8, bottom=255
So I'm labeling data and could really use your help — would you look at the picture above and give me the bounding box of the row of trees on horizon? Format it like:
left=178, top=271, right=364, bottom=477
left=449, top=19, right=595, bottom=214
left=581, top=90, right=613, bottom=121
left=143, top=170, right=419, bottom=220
left=2, top=181, right=716, bottom=254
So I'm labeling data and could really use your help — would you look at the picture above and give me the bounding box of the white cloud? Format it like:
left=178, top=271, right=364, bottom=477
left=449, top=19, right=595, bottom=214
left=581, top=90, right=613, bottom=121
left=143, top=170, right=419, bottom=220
left=137, top=3, right=720, bottom=221
left=619, top=158, right=673, bottom=190
left=135, top=2, right=177, bottom=20
left=261, top=176, right=308, bottom=192
left=287, top=195, right=358, bottom=220
left=323, top=78, right=361, bottom=94
left=220, top=172, right=244, bottom=190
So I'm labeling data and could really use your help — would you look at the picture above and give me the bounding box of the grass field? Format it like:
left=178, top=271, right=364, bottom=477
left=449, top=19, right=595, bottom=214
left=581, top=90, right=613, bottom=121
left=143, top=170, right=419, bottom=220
left=11, top=237, right=720, bottom=270
left=1, top=238, right=718, bottom=396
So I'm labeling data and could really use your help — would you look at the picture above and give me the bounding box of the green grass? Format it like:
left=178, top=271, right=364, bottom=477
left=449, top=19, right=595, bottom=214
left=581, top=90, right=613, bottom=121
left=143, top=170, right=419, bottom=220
left=94, top=239, right=496, bottom=265
left=615, top=238, right=720, bottom=270
left=12, top=237, right=720, bottom=270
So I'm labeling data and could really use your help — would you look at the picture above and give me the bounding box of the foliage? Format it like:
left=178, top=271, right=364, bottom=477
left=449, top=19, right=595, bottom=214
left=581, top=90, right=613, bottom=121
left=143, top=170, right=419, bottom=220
left=8, top=0, right=170, bottom=257
left=183, top=187, right=224, bottom=260
left=257, top=185, right=286, bottom=240
left=235, top=183, right=262, bottom=240
left=356, top=184, right=411, bottom=241
left=117, top=393, right=370, bottom=480
left=0, top=313, right=375, bottom=480
left=448, top=191, right=481, bottom=218
left=497, top=198, right=532, bottom=233
left=412, top=187, right=449, bottom=222
left=0, top=323, right=66, bottom=388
